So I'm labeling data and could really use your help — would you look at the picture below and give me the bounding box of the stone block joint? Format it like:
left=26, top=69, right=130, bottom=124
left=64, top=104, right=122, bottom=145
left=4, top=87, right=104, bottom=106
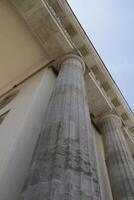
left=21, top=54, right=101, bottom=199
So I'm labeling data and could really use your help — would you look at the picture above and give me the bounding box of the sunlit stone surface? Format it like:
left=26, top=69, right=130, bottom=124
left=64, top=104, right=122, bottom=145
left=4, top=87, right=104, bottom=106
left=99, top=114, right=134, bottom=200
left=21, top=55, right=101, bottom=200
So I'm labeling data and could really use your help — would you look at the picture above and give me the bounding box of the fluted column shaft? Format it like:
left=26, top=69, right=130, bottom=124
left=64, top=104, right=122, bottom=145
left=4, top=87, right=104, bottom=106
left=21, top=55, right=101, bottom=200
left=99, top=114, right=134, bottom=200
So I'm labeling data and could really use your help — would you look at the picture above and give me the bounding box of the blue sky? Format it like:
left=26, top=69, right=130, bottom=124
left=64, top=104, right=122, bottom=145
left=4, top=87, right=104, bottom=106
left=67, top=0, right=134, bottom=111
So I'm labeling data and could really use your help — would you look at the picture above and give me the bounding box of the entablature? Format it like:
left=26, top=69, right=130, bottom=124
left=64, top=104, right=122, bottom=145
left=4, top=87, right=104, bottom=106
left=3, top=0, right=133, bottom=149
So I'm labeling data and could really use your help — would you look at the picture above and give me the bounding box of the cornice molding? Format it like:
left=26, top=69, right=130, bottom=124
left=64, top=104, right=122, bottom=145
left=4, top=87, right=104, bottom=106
left=9, top=0, right=134, bottom=142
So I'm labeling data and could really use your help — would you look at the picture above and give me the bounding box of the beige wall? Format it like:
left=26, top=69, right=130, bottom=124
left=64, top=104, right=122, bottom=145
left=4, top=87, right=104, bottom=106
left=0, top=0, right=50, bottom=95
left=0, top=68, right=56, bottom=200
left=0, top=66, right=113, bottom=200
left=91, top=124, right=113, bottom=200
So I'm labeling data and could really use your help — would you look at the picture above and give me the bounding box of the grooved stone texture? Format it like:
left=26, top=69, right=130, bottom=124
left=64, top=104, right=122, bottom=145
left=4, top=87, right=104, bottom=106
left=99, top=115, right=134, bottom=200
left=21, top=55, right=101, bottom=200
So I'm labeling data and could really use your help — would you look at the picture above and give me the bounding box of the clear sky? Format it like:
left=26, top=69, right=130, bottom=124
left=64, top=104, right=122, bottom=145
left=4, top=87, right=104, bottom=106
left=67, top=0, right=134, bottom=112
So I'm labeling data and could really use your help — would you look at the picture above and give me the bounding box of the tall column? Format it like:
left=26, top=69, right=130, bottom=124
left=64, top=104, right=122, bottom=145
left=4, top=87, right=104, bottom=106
left=99, top=114, right=134, bottom=200
left=21, top=54, right=101, bottom=200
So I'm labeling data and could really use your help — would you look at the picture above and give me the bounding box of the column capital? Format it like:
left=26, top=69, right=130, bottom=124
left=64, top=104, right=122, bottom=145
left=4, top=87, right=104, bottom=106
left=98, top=113, right=122, bottom=127
left=58, top=54, right=85, bottom=73
left=98, top=112, right=134, bottom=200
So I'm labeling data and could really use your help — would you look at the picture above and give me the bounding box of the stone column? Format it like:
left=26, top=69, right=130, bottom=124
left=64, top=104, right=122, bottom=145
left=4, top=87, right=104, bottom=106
left=99, top=114, right=134, bottom=200
left=21, top=54, right=101, bottom=200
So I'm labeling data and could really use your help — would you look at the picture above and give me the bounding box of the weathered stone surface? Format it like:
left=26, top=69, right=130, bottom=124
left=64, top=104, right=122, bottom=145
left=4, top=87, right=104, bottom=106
left=11, top=0, right=69, bottom=58
left=21, top=55, right=101, bottom=199
left=99, top=114, right=134, bottom=200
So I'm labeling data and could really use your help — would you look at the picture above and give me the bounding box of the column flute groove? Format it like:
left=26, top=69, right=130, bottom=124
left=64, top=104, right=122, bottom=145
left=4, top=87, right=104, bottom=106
left=99, top=114, right=134, bottom=200
left=21, top=54, right=101, bottom=200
